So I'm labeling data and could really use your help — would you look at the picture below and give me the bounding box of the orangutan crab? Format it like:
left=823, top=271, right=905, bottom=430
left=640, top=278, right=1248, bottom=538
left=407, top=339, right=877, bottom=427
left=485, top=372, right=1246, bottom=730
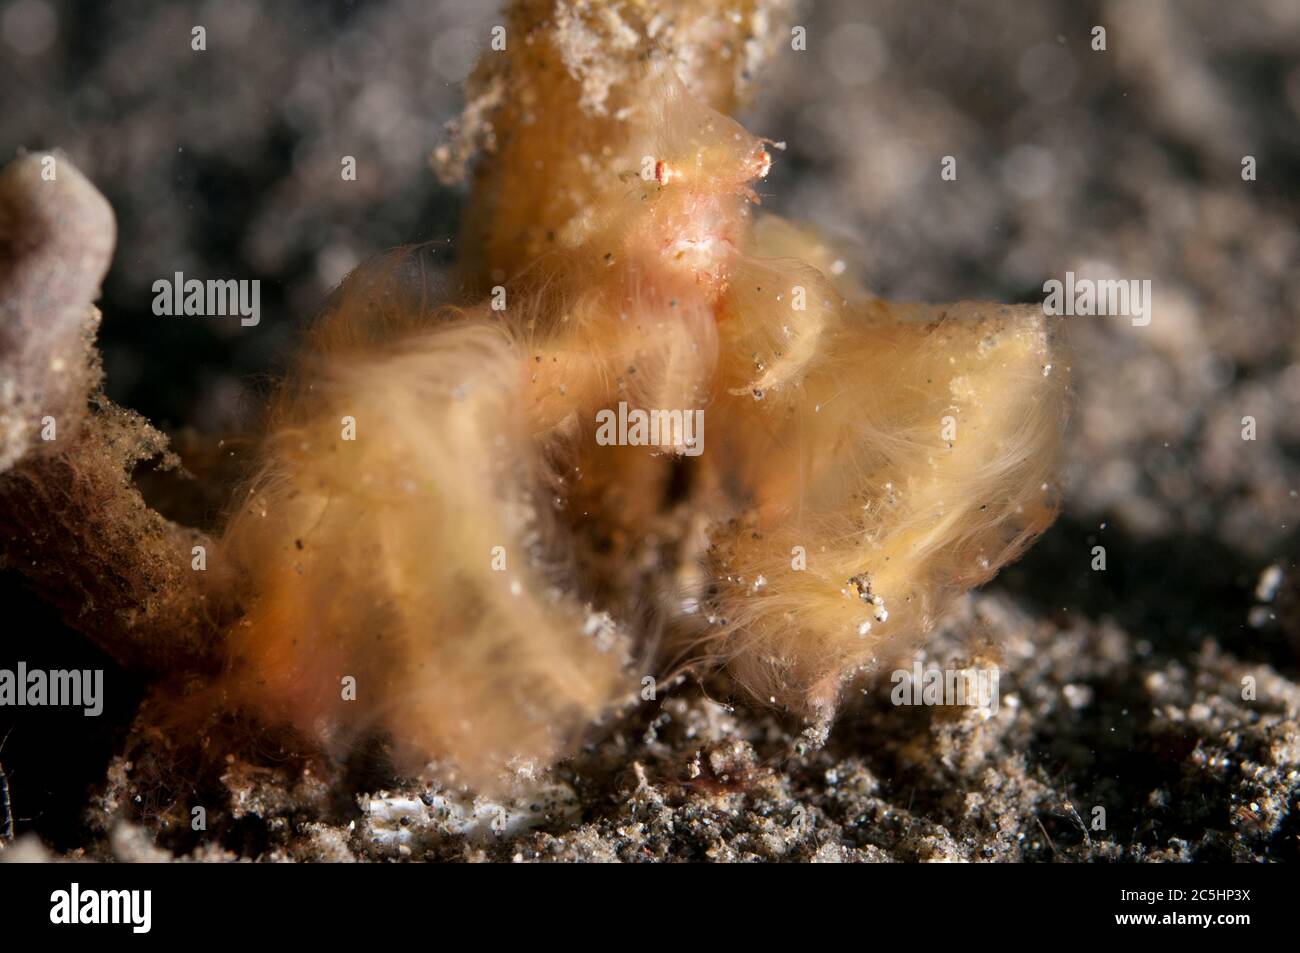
left=0, top=0, right=1067, bottom=792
